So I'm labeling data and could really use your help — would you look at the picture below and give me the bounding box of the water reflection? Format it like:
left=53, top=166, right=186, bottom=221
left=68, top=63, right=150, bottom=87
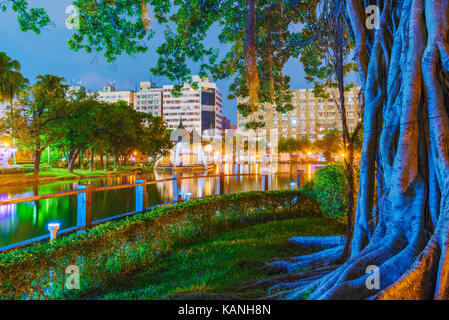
left=0, top=163, right=323, bottom=247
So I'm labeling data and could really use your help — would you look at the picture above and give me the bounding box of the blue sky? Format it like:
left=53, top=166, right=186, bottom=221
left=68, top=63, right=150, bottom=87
left=0, top=0, right=317, bottom=124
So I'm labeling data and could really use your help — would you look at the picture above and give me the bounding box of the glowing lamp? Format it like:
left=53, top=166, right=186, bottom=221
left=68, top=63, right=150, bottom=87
left=48, top=223, right=60, bottom=241
left=290, top=181, right=297, bottom=190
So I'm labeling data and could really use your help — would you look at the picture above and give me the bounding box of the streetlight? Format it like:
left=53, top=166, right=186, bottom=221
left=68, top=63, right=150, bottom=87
left=48, top=223, right=60, bottom=241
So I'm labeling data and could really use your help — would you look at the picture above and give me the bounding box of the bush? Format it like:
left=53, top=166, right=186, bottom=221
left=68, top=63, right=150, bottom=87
left=0, top=190, right=321, bottom=300
left=305, top=163, right=348, bottom=218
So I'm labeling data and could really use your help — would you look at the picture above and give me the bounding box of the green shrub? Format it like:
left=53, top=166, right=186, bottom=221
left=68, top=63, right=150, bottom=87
left=0, top=190, right=321, bottom=300
left=306, top=163, right=348, bottom=218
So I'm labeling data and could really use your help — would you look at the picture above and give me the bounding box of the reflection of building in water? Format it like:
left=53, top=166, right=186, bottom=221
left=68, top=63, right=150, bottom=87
left=0, top=194, right=15, bottom=220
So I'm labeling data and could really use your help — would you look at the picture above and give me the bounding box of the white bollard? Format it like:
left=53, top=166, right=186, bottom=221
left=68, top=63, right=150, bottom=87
left=48, top=223, right=60, bottom=241
left=185, top=192, right=192, bottom=201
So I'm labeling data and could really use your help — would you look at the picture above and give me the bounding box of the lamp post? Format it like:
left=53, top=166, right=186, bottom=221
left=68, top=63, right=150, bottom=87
left=48, top=223, right=60, bottom=241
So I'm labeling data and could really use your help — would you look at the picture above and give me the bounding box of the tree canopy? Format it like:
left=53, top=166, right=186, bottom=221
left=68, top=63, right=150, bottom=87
left=68, top=0, right=323, bottom=118
left=0, top=0, right=50, bottom=33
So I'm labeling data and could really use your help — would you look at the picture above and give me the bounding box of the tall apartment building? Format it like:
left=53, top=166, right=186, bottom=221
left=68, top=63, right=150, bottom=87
left=162, top=75, right=223, bottom=132
left=237, top=87, right=362, bottom=141
left=134, top=81, right=163, bottom=117
left=68, top=83, right=86, bottom=94
left=97, top=84, right=135, bottom=105
left=0, top=101, right=10, bottom=119
left=222, top=116, right=231, bottom=130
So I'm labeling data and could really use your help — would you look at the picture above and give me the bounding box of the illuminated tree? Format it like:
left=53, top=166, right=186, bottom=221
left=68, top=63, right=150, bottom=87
left=0, top=75, right=70, bottom=177
left=52, top=91, right=101, bottom=173
left=313, top=129, right=342, bottom=162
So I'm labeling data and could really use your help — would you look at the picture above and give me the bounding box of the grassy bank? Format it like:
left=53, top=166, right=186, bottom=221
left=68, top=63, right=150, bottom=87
left=0, top=190, right=322, bottom=299
left=0, top=167, right=142, bottom=186
left=94, top=216, right=344, bottom=300
left=24, top=168, right=133, bottom=178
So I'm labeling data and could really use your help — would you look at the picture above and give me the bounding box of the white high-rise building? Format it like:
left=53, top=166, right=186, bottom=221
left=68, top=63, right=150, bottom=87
left=162, top=75, right=223, bottom=132
left=134, top=81, right=163, bottom=117
left=97, top=84, right=135, bottom=105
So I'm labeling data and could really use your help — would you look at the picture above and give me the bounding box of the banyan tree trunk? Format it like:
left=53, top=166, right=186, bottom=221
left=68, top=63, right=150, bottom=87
left=245, top=0, right=260, bottom=111
left=267, top=0, right=449, bottom=300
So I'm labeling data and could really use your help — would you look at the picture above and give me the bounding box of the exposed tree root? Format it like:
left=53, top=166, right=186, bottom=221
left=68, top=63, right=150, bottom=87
left=164, top=292, right=242, bottom=300
left=287, top=236, right=346, bottom=251
left=242, top=264, right=339, bottom=291
left=264, top=243, right=345, bottom=273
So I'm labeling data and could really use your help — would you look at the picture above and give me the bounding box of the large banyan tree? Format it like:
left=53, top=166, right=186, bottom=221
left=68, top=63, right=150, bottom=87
left=265, top=0, right=449, bottom=299
left=9, top=0, right=448, bottom=299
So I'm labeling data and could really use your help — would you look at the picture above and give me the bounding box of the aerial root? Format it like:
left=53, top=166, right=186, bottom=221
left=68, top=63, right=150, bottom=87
left=264, top=245, right=345, bottom=274
left=262, top=236, right=346, bottom=274
left=305, top=236, right=409, bottom=299
left=287, top=236, right=346, bottom=251
left=376, top=234, right=442, bottom=299
left=243, top=264, right=340, bottom=291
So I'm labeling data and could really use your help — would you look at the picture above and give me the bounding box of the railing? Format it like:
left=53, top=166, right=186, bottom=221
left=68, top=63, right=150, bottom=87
left=0, top=171, right=305, bottom=253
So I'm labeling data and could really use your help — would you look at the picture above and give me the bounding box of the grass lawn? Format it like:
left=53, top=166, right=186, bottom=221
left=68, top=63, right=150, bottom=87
left=26, top=168, right=124, bottom=178
left=95, top=216, right=345, bottom=300
left=0, top=167, right=136, bottom=183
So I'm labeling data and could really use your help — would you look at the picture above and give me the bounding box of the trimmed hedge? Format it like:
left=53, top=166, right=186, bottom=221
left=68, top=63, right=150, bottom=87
left=303, top=163, right=348, bottom=218
left=0, top=190, right=320, bottom=300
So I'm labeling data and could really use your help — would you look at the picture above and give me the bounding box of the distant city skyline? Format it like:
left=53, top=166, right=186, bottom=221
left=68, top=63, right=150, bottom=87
left=0, top=0, right=356, bottom=125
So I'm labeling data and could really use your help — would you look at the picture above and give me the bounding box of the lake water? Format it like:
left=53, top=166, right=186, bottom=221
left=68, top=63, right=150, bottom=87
left=0, top=163, right=322, bottom=248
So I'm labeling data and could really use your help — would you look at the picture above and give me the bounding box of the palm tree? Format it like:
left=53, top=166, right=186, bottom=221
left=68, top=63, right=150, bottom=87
left=0, top=51, right=28, bottom=166
left=35, top=74, right=67, bottom=97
